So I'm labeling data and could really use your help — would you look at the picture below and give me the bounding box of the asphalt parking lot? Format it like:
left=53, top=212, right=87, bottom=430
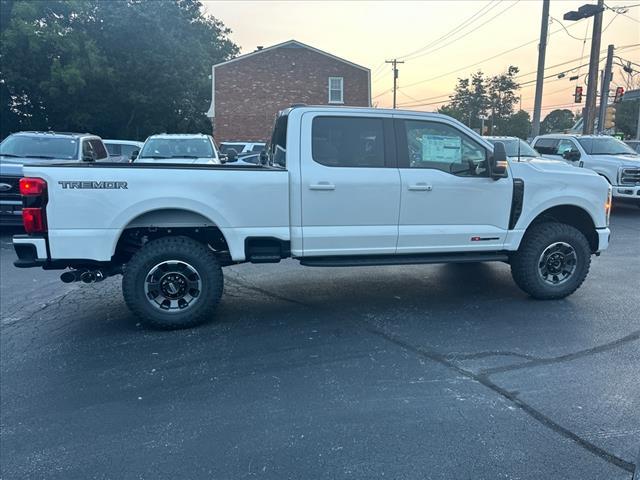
left=1, top=205, right=639, bottom=480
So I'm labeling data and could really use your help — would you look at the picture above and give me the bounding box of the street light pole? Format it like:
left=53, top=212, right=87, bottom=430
left=531, top=0, right=550, bottom=138
left=583, top=0, right=604, bottom=134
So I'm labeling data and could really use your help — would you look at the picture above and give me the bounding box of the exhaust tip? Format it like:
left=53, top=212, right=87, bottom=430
left=80, top=271, right=96, bottom=284
left=60, top=271, right=77, bottom=283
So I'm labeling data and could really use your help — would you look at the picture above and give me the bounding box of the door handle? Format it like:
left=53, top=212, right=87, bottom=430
left=408, top=183, right=432, bottom=191
left=309, top=182, right=335, bottom=191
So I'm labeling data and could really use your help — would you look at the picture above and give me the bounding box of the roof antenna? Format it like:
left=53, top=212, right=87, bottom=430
left=517, top=137, right=522, bottom=162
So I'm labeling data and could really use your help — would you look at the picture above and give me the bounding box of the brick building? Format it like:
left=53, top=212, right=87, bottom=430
left=206, top=40, right=371, bottom=142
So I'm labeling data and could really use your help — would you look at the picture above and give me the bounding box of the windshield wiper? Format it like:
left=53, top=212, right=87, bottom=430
left=139, top=155, right=170, bottom=159
left=169, top=155, right=202, bottom=158
left=23, top=155, right=58, bottom=159
left=0, top=153, right=25, bottom=158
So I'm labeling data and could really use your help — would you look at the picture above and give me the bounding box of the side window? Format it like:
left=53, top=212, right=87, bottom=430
left=89, top=139, right=108, bottom=160
left=556, top=139, right=578, bottom=155
left=251, top=144, right=265, bottom=153
left=120, top=145, right=138, bottom=158
left=533, top=138, right=559, bottom=155
left=105, top=143, right=121, bottom=156
left=401, top=120, right=488, bottom=177
left=312, top=116, right=385, bottom=168
left=328, top=77, right=344, bottom=104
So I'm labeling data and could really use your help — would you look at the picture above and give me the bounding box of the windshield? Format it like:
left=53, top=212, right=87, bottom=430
left=486, top=138, right=539, bottom=158
left=577, top=137, right=637, bottom=155
left=0, top=135, right=79, bottom=160
left=140, top=138, right=214, bottom=158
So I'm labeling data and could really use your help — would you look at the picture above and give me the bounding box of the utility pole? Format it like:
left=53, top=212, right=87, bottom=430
left=386, top=59, right=404, bottom=109
left=531, top=0, right=550, bottom=138
left=583, top=0, right=604, bottom=134
left=597, top=44, right=614, bottom=133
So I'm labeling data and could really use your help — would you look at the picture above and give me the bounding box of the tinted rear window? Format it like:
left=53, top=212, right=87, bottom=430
left=312, top=117, right=385, bottom=168
left=533, top=138, right=559, bottom=155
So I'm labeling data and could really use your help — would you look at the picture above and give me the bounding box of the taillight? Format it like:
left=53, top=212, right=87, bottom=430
left=22, top=208, right=47, bottom=233
left=20, top=177, right=48, bottom=234
left=20, top=177, right=47, bottom=196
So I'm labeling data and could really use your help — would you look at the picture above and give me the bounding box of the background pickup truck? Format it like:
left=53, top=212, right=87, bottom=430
left=531, top=133, right=640, bottom=206
left=1, top=131, right=108, bottom=225
left=13, top=107, right=612, bottom=329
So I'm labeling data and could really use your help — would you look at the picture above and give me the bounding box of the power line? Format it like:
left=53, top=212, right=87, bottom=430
left=400, top=1, right=521, bottom=63
left=396, top=0, right=499, bottom=61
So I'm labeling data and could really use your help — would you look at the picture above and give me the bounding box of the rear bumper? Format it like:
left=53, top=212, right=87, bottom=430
left=596, top=227, right=610, bottom=253
left=13, top=235, right=48, bottom=267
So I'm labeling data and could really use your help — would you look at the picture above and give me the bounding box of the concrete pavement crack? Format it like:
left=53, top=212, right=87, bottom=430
left=480, top=330, right=640, bottom=376
left=446, top=350, right=540, bottom=361
left=365, top=325, right=636, bottom=474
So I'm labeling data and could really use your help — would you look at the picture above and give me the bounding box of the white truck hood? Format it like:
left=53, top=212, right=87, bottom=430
left=511, top=157, right=599, bottom=177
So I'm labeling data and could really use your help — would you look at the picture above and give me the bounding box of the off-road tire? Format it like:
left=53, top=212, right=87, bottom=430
left=122, top=236, right=223, bottom=329
left=510, top=222, right=591, bottom=299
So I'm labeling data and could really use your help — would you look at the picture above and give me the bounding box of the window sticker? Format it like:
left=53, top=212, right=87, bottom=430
left=422, top=135, right=462, bottom=163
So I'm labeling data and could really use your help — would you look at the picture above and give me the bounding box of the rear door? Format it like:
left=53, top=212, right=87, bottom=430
left=300, top=112, right=401, bottom=256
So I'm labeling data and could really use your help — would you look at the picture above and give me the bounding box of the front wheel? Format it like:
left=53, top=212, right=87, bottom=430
left=510, top=222, right=591, bottom=299
left=123, top=236, right=223, bottom=329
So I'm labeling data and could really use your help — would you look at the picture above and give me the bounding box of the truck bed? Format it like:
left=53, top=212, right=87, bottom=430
left=22, top=162, right=290, bottom=262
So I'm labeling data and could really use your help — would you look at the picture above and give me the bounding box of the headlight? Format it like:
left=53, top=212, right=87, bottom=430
left=605, top=186, right=612, bottom=226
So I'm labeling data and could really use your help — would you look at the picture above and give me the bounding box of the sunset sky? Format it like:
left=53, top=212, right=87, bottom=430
left=203, top=0, right=639, bottom=118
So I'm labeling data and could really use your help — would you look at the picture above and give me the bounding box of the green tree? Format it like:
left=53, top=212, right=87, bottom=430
left=0, top=0, right=239, bottom=139
left=495, top=110, right=531, bottom=139
left=540, top=109, right=576, bottom=134
left=487, top=65, right=520, bottom=134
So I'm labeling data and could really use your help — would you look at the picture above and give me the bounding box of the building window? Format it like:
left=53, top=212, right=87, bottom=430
left=328, top=77, right=344, bottom=104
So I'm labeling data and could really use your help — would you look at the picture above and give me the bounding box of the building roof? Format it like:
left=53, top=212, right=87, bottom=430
left=213, top=39, right=370, bottom=73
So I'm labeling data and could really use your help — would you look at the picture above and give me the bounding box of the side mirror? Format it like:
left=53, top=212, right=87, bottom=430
left=226, top=148, right=238, bottom=162
left=130, top=150, right=139, bottom=162
left=562, top=150, right=580, bottom=161
left=82, top=151, right=96, bottom=162
left=259, top=150, right=268, bottom=165
left=490, top=142, right=508, bottom=180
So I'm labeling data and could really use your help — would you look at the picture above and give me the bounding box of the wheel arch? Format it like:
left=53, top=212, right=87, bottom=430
left=525, top=204, right=599, bottom=253
left=111, top=207, right=232, bottom=264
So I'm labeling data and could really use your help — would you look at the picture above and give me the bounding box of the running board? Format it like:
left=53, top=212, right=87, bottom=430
left=299, top=252, right=509, bottom=267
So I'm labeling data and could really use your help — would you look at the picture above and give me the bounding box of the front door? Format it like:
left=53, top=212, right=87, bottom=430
left=300, top=112, right=401, bottom=256
left=395, top=117, right=513, bottom=253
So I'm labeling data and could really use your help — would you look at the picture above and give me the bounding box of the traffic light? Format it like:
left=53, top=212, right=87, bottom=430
left=604, top=106, right=616, bottom=130
left=614, top=86, right=624, bottom=103
left=574, top=86, right=583, bottom=103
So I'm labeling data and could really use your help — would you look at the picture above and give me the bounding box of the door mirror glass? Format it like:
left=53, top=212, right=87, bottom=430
left=130, top=150, right=139, bottom=162
left=490, top=142, right=508, bottom=179
left=226, top=148, right=238, bottom=162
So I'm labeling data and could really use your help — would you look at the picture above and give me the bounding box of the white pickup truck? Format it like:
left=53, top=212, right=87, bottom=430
left=13, top=107, right=612, bottom=329
left=531, top=134, right=640, bottom=206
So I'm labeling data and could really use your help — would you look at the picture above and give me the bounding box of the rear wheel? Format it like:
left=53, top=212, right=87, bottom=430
left=123, top=236, right=223, bottom=329
left=510, top=222, right=591, bottom=299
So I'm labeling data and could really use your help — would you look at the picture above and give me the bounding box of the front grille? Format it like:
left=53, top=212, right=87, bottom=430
left=620, top=168, right=640, bottom=185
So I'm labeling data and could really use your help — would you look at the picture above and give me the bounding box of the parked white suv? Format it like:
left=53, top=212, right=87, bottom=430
left=133, top=134, right=220, bottom=164
left=13, top=107, right=611, bottom=329
left=531, top=134, right=640, bottom=206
